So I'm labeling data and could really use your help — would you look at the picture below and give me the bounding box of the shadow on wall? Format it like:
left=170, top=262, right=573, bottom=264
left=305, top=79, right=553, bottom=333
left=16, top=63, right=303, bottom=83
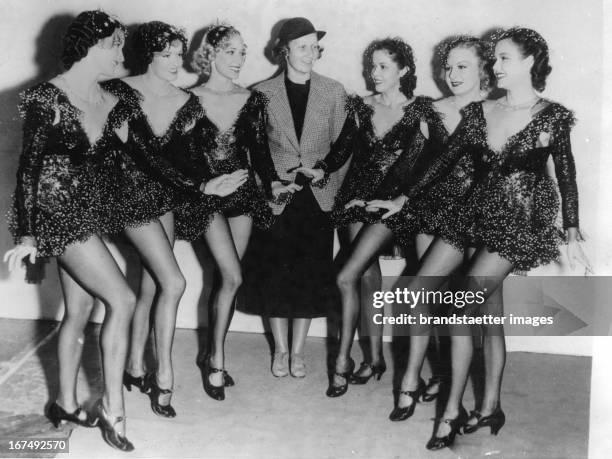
left=0, top=14, right=76, bottom=319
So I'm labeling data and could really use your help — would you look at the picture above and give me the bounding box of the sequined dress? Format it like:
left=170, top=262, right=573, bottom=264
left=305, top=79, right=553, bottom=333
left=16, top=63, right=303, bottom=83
left=459, top=100, right=579, bottom=271
left=173, top=90, right=280, bottom=241
left=316, top=95, right=446, bottom=246
left=8, top=81, right=138, bottom=257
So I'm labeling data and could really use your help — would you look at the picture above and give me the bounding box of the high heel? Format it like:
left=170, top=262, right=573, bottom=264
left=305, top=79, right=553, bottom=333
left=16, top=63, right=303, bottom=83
left=202, top=358, right=225, bottom=401
left=145, top=373, right=176, bottom=418
left=388, top=378, right=426, bottom=421
left=464, top=403, right=505, bottom=435
left=421, top=376, right=445, bottom=402
left=426, top=406, right=468, bottom=450
left=223, top=370, right=235, bottom=387
left=47, top=402, right=98, bottom=428
left=94, top=399, right=134, bottom=452
left=325, top=358, right=355, bottom=398
left=122, top=371, right=148, bottom=393
left=349, top=360, right=386, bottom=385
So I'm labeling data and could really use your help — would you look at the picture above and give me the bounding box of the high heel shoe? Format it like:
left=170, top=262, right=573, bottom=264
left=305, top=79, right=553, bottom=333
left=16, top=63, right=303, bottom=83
left=464, top=403, right=505, bottom=435
left=388, top=378, right=426, bottom=421
left=94, top=399, right=134, bottom=452
left=426, top=406, right=468, bottom=450
left=326, top=358, right=355, bottom=398
left=202, top=358, right=225, bottom=401
left=349, top=360, right=386, bottom=385
left=144, top=373, right=176, bottom=418
left=122, top=371, right=148, bottom=393
left=421, top=376, right=445, bottom=402
left=47, top=402, right=98, bottom=428
left=223, top=370, right=235, bottom=387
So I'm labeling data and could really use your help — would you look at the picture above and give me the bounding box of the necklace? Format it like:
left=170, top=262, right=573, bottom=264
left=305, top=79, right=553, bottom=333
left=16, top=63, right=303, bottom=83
left=495, top=96, right=541, bottom=111
left=57, top=75, right=104, bottom=106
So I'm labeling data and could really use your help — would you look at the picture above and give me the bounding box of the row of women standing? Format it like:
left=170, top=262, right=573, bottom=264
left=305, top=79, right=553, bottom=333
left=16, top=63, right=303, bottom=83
left=4, top=10, right=590, bottom=453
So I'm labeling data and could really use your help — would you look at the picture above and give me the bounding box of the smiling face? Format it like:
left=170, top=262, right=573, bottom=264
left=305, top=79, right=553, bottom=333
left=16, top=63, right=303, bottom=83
left=212, top=33, right=246, bottom=80
left=150, top=39, right=184, bottom=82
left=285, top=33, right=320, bottom=78
left=92, top=28, right=125, bottom=77
left=370, top=49, right=407, bottom=94
left=493, top=38, right=533, bottom=90
left=444, top=46, right=481, bottom=97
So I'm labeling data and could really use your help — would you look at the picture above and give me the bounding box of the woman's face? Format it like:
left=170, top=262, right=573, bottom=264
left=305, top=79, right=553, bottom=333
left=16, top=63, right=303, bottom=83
left=213, top=33, right=247, bottom=80
left=493, top=38, right=532, bottom=90
left=93, top=28, right=125, bottom=77
left=286, top=33, right=320, bottom=76
left=150, top=39, right=184, bottom=82
left=444, top=46, right=482, bottom=97
left=370, top=49, right=407, bottom=94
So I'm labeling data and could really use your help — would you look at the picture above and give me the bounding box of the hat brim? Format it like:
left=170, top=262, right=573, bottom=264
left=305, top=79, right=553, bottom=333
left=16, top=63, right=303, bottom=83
left=317, top=30, right=326, bottom=40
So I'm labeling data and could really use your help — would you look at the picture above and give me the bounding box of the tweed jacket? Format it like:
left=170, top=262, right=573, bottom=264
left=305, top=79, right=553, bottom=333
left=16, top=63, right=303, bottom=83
left=254, top=71, right=348, bottom=214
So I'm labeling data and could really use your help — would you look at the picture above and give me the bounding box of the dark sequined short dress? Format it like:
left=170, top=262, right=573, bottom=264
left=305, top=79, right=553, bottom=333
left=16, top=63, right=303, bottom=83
left=407, top=102, right=484, bottom=249
left=316, top=95, right=446, bottom=246
left=94, top=79, right=189, bottom=232
left=173, top=90, right=279, bottom=241
left=8, top=82, right=125, bottom=257
left=465, top=100, right=580, bottom=271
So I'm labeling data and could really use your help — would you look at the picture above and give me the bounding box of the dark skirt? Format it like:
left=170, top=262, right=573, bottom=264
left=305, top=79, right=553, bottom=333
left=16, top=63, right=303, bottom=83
left=240, top=187, right=339, bottom=318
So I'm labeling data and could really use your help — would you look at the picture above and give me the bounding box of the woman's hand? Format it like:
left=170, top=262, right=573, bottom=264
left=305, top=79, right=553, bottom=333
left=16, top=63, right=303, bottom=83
left=294, top=167, right=325, bottom=183
left=4, top=237, right=37, bottom=272
left=344, top=199, right=367, bottom=209
left=271, top=181, right=302, bottom=198
left=365, top=195, right=408, bottom=219
left=567, top=240, right=593, bottom=274
left=202, top=170, right=248, bottom=197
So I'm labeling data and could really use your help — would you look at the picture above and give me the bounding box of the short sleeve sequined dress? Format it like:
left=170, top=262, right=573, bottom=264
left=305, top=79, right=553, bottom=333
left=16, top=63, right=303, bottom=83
left=173, top=90, right=280, bottom=241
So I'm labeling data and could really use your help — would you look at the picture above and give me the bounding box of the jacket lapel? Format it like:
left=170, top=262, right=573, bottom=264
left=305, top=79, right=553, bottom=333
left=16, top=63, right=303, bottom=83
left=268, top=74, right=300, bottom=151
left=302, top=72, right=325, bottom=149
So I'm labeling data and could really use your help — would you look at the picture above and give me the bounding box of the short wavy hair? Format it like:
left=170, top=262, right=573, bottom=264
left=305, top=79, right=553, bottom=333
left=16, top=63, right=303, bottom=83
left=363, top=38, right=416, bottom=99
left=130, top=21, right=187, bottom=74
left=437, top=35, right=495, bottom=92
left=191, top=24, right=241, bottom=76
left=495, top=27, right=551, bottom=92
left=61, top=10, right=125, bottom=70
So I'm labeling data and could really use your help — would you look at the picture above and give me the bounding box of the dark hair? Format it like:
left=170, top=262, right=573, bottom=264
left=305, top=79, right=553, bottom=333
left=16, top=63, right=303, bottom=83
left=130, top=21, right=187, bottom=74
left=191, top=24, right=241, bottom=76
left=61, top=10, right=125, bottom=70
left=438, top=35, right=495, bottom=92
left=364, top=38, right=416, bottom=99
left=496, top=27, right=551, bottom=92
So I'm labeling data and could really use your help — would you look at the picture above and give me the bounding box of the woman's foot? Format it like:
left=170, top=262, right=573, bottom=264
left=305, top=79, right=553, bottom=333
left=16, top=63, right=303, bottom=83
left=349, top=359, right=386, bottom=384
left=426, top=406, right=468, bottom=450
left=326, top=357, right=355, bottom=397
left=464, top=402, right=505, bottom=435
left=47, top=401, right=98, bottom=428
left=145, top=373, right=176, bottom=418
left=94, top=399, right=134, bottom=452
left=388, top=378, right=425, bottom=421
left=272, top=352, right=289, bottom=377
left=290, top=354, right=306, bottom=378
left=421, top=376, right=444, bottom=402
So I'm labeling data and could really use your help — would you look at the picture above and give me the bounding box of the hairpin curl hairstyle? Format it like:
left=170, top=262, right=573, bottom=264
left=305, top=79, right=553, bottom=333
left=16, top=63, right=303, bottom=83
left=130, top=21, right=188, bottom=74
left=495, top=27, right=551, bottom=92
left=437, top=35, right=495, bottom=92
left=61, top=10, right=125, bottom=70
left=363, top=38, right=416, bottom=99
left=191, top=24, right=241, bottom=76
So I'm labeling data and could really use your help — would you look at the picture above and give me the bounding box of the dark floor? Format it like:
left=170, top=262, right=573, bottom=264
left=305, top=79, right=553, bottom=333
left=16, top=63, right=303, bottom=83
left=0, top=318, right=590, bottom=458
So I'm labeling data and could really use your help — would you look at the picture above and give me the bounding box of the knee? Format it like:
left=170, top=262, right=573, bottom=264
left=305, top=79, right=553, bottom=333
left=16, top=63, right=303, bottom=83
left=107, top=288, right=137, bottom=319
left=160, top=271, right=187, bottom=300
left=64, top=300, right=95, bottom=324
left=221, top=269, right=242, bottom=292
left=337, top=269, right=358, bottom=292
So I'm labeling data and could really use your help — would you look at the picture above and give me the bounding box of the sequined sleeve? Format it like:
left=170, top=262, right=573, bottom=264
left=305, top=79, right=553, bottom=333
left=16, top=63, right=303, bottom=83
left=315, top=95, right=361, bottom=174
left=550, top=110, right=579, bottom=228
left=12, top=88, right=54, bottom=241
left=248, top=91, right=280, bottom=190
